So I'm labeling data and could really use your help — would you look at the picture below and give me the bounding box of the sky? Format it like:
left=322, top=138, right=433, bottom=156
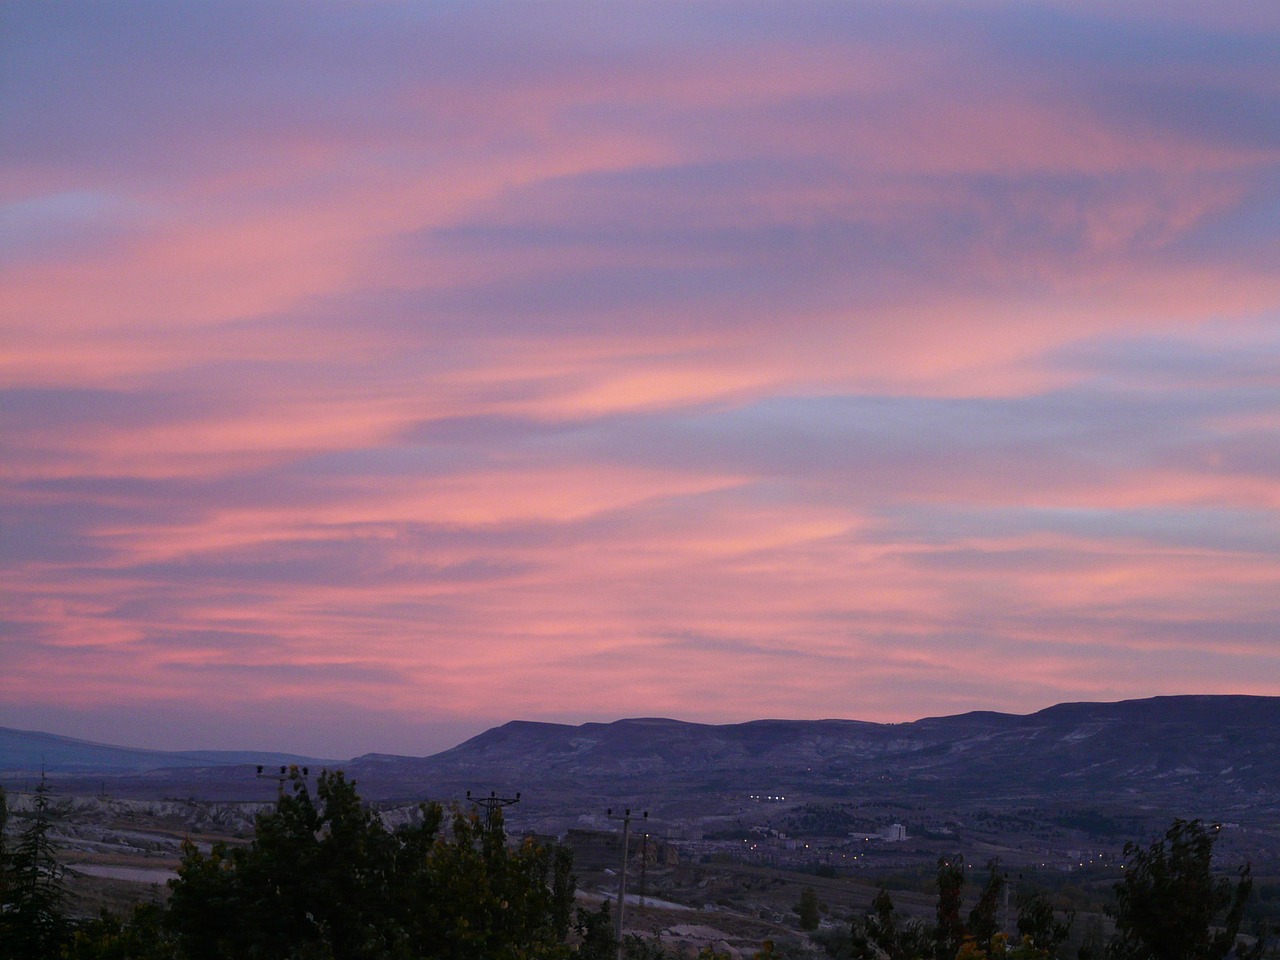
left=2, top=1, right=1279, bottom=759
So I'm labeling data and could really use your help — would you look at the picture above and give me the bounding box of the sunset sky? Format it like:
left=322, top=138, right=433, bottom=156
left=3, top=1, right=1279, bottom=758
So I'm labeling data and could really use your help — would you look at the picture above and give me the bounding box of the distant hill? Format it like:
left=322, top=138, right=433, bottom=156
left=341, top=695, right=1280, bottom=808
left=7, top=697, right=1279, bottom=816
left=0, top=726, right=338, bottom=775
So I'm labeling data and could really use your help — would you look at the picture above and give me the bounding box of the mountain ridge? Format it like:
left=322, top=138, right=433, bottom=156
left=333, top=695, right=1280, bottom=809
left=0, top=726, right=337, bottom=775
left=5, top=696, right=1278, bottom=811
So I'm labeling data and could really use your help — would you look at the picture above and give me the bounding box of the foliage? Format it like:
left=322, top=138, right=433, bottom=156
left=1107, top=818, right=1268, bottom=960
left=1014, top=891, right=1070, bottom=954
left=785, top=805, right=875, bottom=838
left=837, top=866, right=1075, bottom=960
left=848, top=887, right=933, bottom=960
left=64, top=903, right=176, bottom=960
left=166, top=768, right=576, bottom=959
left=957, top=933, right=1056, bottom=960
left=166, top=769, right=396, bottom=958
left=966, top=861, right=1004, bottom=954
left=934, top=857, right=966, bottom=960
left=621, top=933, right=677, bottom=959
left=573, top=901, right=616, bottom=960
left=1, top=791, right=1274, bottom=960
left=0, top=785, right=7, bottom=909
left=1075, top=916, right=1107, bottom=960
left=0, top=775, right=71, bottom=960
left=799, top=886, right=821, bottom=930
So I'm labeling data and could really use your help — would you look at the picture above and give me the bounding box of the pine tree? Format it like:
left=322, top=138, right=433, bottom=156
left=0, top=775, right=70, bottom=959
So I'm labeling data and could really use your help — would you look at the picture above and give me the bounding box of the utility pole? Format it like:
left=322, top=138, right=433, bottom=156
left=639, top=828, right=649, bottom=909
left=466, top=789, right=521, bottom=832
left=1004, top=871, right=1020, bottom=940
left=606, top=807, right=647, bottom=960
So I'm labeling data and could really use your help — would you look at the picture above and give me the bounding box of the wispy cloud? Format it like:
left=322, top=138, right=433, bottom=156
left=2, top=1, right=1277, bottom=755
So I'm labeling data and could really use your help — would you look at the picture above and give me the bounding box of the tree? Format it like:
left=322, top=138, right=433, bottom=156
left=166, top=768, right=578, bottom=959
left=621, top=934, right=678, bottom=959
left=165, top=768, right=401, bottom=959
left=0, top=775, right=70, bottom=960
left=799, top=886, right=821, bottom=931
left=64, top=902, right=176, bottom=960
left=399, top=803, right=575, bottom=959
left=850, top=887, right=933, bottom=960
left=957, top=932, right=1061, bottom=960
left=935, top=857, right=966, bottom=960
left=1014, top=890, right=1070, bottom=954
left=1107, top=818, right=1266, bottom=960
left=1077, top=916, right=1107, bottom=960
left=0, top=785, right=8, bottom=908
left=967, top=860, right=1004, bottom=955
left=575, top=901, right=617, bottom=960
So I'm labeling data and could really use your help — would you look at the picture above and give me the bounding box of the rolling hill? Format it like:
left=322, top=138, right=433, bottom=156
left=0, top=726, right=335, bottom=775
left=7, top=697, right=1278, bottom=818
left=341, top=695, right=1280, bottom=809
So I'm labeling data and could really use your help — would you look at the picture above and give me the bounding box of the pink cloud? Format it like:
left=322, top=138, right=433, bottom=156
left=2, top=1, right=1278, bottom=754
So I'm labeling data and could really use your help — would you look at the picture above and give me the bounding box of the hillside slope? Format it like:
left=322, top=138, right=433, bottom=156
left=345, top=696, right=1280, bottom=807
left=0, top=726, right=335, bottom=775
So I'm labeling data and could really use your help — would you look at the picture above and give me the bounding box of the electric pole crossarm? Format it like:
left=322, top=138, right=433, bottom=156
left=256, top=764, right=310, bottom=799
left=466, top=789, right=521, bottom=832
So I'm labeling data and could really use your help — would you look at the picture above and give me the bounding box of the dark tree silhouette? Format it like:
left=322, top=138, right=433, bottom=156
left=167, top=768, right=577, bottom=959
left=1015, top=889, right=1071, bottom=953
left=849, top=887, right=933, bottom=960
left=1108, top=818, right=1266, bottom=960
left=0, top=776, right=70, bottom=959
left=934, top=856, right=966, bottom=960
left=966, top=859, right=1004, bottom=954
left=799, top=886, right=821, bottom=931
